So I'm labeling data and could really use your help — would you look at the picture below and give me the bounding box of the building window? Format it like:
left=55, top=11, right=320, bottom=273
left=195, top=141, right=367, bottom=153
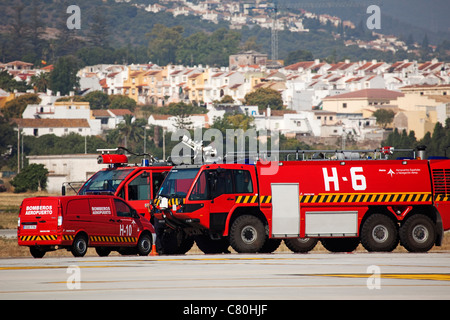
left=343, top=103, right=347, bottom=108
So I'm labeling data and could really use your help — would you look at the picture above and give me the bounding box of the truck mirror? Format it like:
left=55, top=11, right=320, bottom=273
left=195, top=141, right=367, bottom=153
left=61, top=185, right=66, bottom=196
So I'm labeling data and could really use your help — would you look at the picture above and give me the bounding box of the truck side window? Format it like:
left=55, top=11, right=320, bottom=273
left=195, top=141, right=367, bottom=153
left=189, top=171, right=210, bottom=201
left=152, top=172, right=165, bottom=199
left=234, top=170, right=253, bottom=193
left=115, top=199, right=133, bottom=217
left=215, top=170, right=233, bottom=195
left=128, top=172, right=150, bottom=201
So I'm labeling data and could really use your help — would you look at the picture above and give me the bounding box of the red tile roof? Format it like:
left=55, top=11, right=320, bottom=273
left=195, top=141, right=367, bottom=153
left=323, top=89, right=404, bottom=100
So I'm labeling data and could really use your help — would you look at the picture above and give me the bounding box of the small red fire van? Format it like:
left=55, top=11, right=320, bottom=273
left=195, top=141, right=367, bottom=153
left=18, top=195, right=155, bottom=258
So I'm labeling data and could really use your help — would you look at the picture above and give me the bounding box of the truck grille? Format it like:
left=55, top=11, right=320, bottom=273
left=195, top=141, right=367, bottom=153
left=432, top=169, right=450, bottom=195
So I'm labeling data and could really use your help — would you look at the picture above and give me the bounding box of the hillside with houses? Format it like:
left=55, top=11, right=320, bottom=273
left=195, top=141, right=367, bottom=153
left=2, top=54, right=449, bottom=143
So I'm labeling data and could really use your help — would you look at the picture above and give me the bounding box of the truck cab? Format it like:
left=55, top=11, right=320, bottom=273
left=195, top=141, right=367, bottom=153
left=76, top=153, right=171, bottom=221
left=153, top=163, right=260, bottom=254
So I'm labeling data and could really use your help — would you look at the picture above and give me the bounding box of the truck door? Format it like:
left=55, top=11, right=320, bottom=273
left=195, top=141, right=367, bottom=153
left=88, top=197, right=116, bottom=244
left=187, top=170, right=211, bottom=226
left=124, top=170, right=152, bottom=217
left=113, top=198, right=140, bottom=245
left=209, top=169, right=235, bottom=233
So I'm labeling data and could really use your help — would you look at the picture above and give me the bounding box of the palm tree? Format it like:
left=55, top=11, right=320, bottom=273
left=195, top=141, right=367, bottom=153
left=30, top=72, right=50, bottom=93
left=117, top=115, right=145, bottom=151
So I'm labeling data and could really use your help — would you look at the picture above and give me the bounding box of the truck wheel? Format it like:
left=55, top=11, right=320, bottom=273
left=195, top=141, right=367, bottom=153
left=321, top=238, right=360, bottom=253
left=259, top=238, right=281, bottom=253
left=284, top=238, right=318, bottom=253
left=161, top=230, right=194, bottom=255
left=30, top=246, right=46, bottom=258
left=195, top=235, right=230, bottom=254
left=361, top=214, right=399, bottom=252
left=71, top=235, right=88, bottom=257
left=137, top=233, right=152, bottom=256
left=230, top=215, right=265, bottom=253
left=400, top=214, right=436, bottom=252
left=95, top=247, right=111, bottom=257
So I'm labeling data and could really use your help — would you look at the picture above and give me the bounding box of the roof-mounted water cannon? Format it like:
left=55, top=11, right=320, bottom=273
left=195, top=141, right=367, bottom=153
left=97, top=148, right=128, bottom=166
left=380, top=146, right=394, bottom=159
left=181, top=135, right=221, bottom=164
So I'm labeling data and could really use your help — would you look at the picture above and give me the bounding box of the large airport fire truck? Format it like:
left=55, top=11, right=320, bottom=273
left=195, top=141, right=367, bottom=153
left=153, top=145, right=450, bottom=254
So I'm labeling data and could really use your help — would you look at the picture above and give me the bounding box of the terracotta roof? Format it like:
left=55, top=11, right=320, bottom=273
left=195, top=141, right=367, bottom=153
left=284, top=61, right=315, bottom=71
left=13, top=118, right=90, bottom=128
left=108, top=109, right=133, bottom=116
left=92, top=110, right=110, bottom=117
left=323, top=89, right=404, bottom=100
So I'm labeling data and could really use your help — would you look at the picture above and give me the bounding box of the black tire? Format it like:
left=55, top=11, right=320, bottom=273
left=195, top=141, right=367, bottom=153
left=400, top=214, right=436, bottom=252
left=71, top=234, right=88, bottom=257
left=137, top=233, right=152, bottom=256
left=195, top=235, right=230, bottom=254
left=29, top=246, right=46, bottom=258
left=259, top=238, right=282, bottom=253
left=284, top=238, right=318, bottom=253
left=229, top=215, right=266, bottom=253
left=95, top=247, right=112, bottom=257
left=321, top=238, right=360, bottom=253
left=361, top=214, right=399, bottom=252
left=161, top=230, right=194, bottom=255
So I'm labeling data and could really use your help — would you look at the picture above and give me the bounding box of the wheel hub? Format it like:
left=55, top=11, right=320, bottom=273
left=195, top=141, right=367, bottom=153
left=412, top=225, right=429, bottom=243
left=372, top=225, right=388, bottom=243
left=241, top=226, right=257, bottom=244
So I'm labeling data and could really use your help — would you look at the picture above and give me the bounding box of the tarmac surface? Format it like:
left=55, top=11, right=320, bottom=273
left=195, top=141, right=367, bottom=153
left=1, top=252, right=449, bottom=301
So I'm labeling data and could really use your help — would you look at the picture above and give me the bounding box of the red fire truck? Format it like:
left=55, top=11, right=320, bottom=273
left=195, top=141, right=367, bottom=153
left=152, top=148, right=450, bottom=254
left=74, top=150, right=172, bottom=221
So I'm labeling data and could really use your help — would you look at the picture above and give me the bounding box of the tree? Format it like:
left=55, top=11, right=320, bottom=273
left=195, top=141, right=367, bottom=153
left=109, top=95, right=137, bottom=111
left=30, top=72, right=50, bottom=93
left=0, top=71, right=31, bottom=93
left=88, top=8, right=110, bottom=48
left=373, top=109, right=395, bottom=129
left=11, top=163, right=48, bottom=193
left=212, top=113, right=254, bottom=132
left=83, top=91, right=110, bottom=110
left=109, top=115, right=146, bottom=151
left=49, top=55, right=80, bottom=96
left=3, top=93, right=41, bottom=119
left=285, top=49, right=314, bottom=66
left=0, top=116, right=15, bottom=169
left=244, top=88, right=283, bottom=112
left=147, top=24, right=184, bottom=65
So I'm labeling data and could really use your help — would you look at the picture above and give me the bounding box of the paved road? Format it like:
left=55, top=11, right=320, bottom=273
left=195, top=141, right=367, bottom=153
left=1, top=252, right=449, bottom=302
left=0, top=229, right=16, bottom=239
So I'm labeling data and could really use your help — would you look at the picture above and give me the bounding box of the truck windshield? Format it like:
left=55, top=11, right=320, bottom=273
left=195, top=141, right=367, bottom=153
left=78, top=169, right=134, bottom=195
left=157, top=168, right=200, bottom=198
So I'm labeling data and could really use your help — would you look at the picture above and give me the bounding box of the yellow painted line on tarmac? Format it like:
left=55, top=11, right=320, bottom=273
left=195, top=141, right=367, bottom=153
left=0, top=256, right=314, bottom=271
left=0, top=265, right=127, bottom=271
left=308, top=273, right=450, bottom=281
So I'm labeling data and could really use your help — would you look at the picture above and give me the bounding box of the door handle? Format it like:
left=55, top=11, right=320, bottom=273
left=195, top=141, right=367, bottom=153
left=227, top=197, right=235, bottom=201
left=109, top=219, right=115, bottom=222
